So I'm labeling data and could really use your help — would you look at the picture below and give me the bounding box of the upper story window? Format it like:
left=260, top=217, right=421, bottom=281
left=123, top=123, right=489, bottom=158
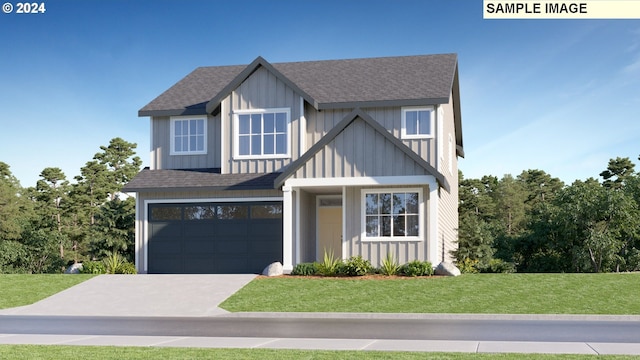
left=234, top=108, right=290, bottom=159
left=170, top=116, right=207, bottom=155
left=401, top=107, right=434, bottom=139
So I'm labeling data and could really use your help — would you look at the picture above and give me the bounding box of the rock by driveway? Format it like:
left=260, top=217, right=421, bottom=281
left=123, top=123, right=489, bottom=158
left=0, top=274, right=256, bottom=317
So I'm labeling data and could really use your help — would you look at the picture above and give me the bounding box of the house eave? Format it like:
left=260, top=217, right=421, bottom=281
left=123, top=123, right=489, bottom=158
left=138, top=108, right=209, bottom=117
left=316, top=98, right=450, bottom=111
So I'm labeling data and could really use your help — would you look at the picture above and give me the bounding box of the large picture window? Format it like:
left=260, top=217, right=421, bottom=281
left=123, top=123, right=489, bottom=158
left=401, top=107, right=434, bottom=139
left=234, top=108, right=290, bottom=158
left=362, top=189, right=422, bottom=241
left=170, top=117, right=206, bottom=155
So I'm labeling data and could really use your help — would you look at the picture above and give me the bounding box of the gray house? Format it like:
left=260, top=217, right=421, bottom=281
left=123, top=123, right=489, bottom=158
left=123, top=54, right=464, bottom=274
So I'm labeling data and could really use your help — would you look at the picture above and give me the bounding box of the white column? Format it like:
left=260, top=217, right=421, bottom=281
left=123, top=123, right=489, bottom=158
left=295, top=187, right=301, bottom=265
left=428, top=178, right=439, bottom=265
left=282, top=185, right=294, bottom=273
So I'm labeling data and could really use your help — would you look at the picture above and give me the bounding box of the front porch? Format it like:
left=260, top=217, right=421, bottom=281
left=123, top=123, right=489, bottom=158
left=281, top=176, right=440, bottom=272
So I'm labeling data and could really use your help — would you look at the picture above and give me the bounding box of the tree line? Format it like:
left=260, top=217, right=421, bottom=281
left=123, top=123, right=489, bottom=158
left=2, top=137, right=638, bottom=274
left=0, top=138, right=141, bottom=273
left=456, top=156, right=640, bottom=273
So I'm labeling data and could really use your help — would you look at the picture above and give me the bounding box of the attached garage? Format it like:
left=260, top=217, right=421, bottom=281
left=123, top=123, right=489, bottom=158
left=147, top=201, right=283, bottom=274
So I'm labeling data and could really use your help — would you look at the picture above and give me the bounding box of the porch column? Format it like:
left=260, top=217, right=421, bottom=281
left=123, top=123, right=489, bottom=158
left=427, top=178, right=439, bottom=265
left=282, top=185, right=294, bottom=273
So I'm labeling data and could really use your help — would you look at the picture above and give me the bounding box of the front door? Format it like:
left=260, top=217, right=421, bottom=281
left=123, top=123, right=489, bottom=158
left=317, top=200, right=342, bottom=262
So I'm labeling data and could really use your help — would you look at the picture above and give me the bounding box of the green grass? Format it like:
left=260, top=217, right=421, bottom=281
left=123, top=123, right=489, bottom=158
left=220, top=273, right=640, bottom=314
left=0, top=274, right=95, bottom=309
left=0, top=345, right=635, bottom=359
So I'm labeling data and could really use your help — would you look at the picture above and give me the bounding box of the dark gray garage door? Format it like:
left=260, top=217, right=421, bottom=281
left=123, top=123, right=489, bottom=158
left=148, top=201, right=283, bottom=274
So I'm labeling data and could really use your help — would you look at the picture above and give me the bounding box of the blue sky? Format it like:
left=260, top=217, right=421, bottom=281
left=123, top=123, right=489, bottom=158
left=1, top=0, right=639, bottom=187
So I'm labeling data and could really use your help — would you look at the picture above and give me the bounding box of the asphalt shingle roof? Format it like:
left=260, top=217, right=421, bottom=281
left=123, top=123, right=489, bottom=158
left=122, top=168, right=281, bottom=192
left=139, top=54, right=458, bottom=116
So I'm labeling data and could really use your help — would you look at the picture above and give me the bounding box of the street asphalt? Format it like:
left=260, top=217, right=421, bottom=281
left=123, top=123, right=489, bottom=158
left=1, top=274, right=639, bottom=355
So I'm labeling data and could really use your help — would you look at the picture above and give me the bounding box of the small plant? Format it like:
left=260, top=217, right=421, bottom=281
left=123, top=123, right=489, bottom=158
left=457, top=258, right=479, bottom=274
left=291, top=262, right=319, bottom=276
left=79, top=261, right=106, bottom=274
left=343, top=255, right=373, bottom=276
left=115, top=261, right=137, bottom=274
left=317, top=248, right=342, bottom=276
left=380, top=252, right=400, bottom=276
left=400, top=260, right=434, bottom=277
left=484, top=258, right=516, bottom=274
left=102, top=252, right=128, bottom=274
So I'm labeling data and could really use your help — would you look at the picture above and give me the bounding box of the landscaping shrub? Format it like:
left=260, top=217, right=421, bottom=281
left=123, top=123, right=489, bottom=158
left=343, top=255, right=373, bottom=276
left=79, top=261, right=106, bottom=274
left=484, top=258, right=516, bottom=273
left=115, top=261, right=137, bottom=274
left=101, top=252, right=136, bottom=274
left=457, top=258, right=479, bottom=274
left=291, top=262, right=319, bottom=276
left=379, top=252, right=400, bottom=276
left=400, top=260, right=434, bottom=277
left=317, top=249, right=342, bottom=276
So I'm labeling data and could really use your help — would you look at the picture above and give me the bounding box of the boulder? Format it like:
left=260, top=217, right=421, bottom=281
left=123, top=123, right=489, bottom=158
left=435, top=262, right=461, bottom=277
left=65, top=263, right=84, bottom=274
left=262, top=262, right=283, bottom=277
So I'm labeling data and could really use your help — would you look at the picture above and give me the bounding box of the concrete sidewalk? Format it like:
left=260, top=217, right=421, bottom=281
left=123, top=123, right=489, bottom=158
left=1, top=333, right=640, bottom=355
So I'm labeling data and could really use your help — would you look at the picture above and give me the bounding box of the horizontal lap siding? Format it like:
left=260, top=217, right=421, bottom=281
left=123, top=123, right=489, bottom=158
left=438, top=93, right=459, bottom=263
left=151, top=115, right=221, bottom=170
left=223, top=67, right=300, bottom=174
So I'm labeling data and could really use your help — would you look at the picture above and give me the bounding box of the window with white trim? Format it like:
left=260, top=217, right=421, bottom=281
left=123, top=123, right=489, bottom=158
left=402, top=107, right=434, bottom=139
left=362, top=189, right=422, bottom=240
left=234, top=108, right=290, bottom=158
left=170, top=117, right=206, bottom=155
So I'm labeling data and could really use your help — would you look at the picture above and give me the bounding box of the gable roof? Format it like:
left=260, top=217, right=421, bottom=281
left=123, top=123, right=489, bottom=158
left=274, top=108, right=450, bottom=192
left=139, top=53, right=459, bottom=116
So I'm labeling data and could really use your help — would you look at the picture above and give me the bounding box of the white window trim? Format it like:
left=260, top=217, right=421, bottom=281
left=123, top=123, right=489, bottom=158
left=401, top=106, right=435, bottom=140
left=233, top=107, right=292, bottom=160
left=360, top=188, right=424, bottom=242
left=437, top=107, right=444, bottom=169
left=169, top=116, right=207, bottom=156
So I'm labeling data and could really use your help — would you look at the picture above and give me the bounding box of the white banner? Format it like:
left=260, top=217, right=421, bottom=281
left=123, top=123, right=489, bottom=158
left=484, top=0, right=640, bottom=19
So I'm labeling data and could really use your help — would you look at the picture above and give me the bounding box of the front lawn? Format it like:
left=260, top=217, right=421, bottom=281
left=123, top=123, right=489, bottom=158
left=220, top=273, right=640, bottom=314
left=0, top=274, right=95, bottom=309
left=0, top=345, right=636, bottom=359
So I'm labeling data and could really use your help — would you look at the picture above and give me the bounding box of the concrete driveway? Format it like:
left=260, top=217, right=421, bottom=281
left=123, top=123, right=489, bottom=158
left=0, top=274, right=256, bottom=317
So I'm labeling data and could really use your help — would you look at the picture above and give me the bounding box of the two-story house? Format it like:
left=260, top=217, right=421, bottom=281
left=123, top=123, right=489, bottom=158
left=123, top=54, right=464, bottom=274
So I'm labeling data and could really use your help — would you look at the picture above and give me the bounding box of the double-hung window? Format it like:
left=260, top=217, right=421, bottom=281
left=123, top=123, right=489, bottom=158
left=401, top=107, right=434, bottom=139
left=170, top=116, right=206, bottom=155
left=234, top=108, right=290, bottom=158
left=362, top=189, right=422, bottom=241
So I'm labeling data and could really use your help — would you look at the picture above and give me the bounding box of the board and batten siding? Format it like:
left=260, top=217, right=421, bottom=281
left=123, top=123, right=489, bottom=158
left=293, top=117, right=429, bottom=179
left=304, top=107, right=436, bottom=170
left=150, top=115, right=221, bottom=170
left=342, top=185, right=430, bottom=268
left=221, top=66, right=302, bottom=174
